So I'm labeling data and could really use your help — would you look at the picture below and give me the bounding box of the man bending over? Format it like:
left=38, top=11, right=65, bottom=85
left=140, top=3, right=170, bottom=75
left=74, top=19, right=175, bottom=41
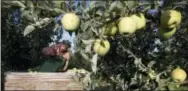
left=40, top=41, right=71, bottom=72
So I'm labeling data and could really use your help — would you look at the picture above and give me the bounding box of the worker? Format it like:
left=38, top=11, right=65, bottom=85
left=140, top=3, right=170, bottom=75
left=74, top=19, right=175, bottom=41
left=39, top=40, right=71, bottom=72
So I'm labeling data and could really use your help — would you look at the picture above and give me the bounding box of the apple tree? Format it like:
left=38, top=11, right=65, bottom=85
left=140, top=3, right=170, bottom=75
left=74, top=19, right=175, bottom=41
left=1, top=0, right=188, bottom=90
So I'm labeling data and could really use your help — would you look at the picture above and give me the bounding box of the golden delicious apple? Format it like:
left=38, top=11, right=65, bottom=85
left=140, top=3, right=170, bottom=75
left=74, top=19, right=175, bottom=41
left=130, top=13, right=146, bottom=30
left=171, top=67, right=187, bottom=83
left=61, top=13, right=80, bottom=31
left=160, top=10, right=182, bottom=28
left=103, top=22, right=118, bottom=36
left=158, top=26, right=176, bottom=39
left=93, top=39, right=110, bottom=56
left=118, top=17, right=137, bottom=36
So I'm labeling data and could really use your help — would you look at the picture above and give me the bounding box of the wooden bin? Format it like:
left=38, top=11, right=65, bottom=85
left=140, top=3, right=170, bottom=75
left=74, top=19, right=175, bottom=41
left=4, top=71, right=83, bottom=90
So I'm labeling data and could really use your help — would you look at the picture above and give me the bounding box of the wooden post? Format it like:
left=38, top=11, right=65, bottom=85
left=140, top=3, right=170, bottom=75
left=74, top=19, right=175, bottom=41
left=4, top=71, right=84, bottom=90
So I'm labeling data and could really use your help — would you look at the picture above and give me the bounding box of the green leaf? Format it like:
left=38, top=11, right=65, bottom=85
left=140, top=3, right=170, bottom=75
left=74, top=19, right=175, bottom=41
left=142, top=5, right=152, bottom=13
left=95, top=9, right=103, bottom=16
left=155, top=71, right=168, bottom=83
left=158, top=78, right=170, bottom=89
left=147, top=61, right=156, bottom=68
left=46, top=1, right=55, bottom=9
left=34, top=22, right=41, bottom=28
left=78, top=31, right=93, bottom=40
left=89, top=1, right=106, bottom=13
left=104, top=12, right=110, bottom=18
left=33, top=8, right=41, bottom=21
left=167, top=82, right=179, bottom=90
left=83, top=73, right=92, bottom=89
left=80, top=51, right=90, bottom=60
left=123, top=0, right=137, bottom=11
left=24, top=25, right=35, bottom=36
left=12, top=1, right=26, bottom=8
left=39, top=18, right=51, bottom=26
left=53, top=8, right=64, bottom=14
left=109, top=1, right=123, bottom=12
left=81, top=21, right=90, bottom=32
left=37, top=1, right=51, bottom=10
left=91, top=54, right=98, bottom=74
left=42, top=18, right=50, bottom=23
left=91, top=27, right=99, bottom=36
left=26, top=0, right=34, bottom=11
left=81, top=39, right=95, bottom=45
left=85, top=44, right=92, bottom=53
left=21, top=10, right=34, bottom=22
left=53, top=1, right=64, bottom=8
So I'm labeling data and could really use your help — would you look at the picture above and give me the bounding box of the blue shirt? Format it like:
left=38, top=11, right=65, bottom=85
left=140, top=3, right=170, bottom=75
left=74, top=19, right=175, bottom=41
left=50, top=14, right=77, bottom=54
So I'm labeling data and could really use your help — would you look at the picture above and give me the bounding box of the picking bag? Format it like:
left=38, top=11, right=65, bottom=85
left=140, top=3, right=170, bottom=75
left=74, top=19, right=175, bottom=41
left=38, top=56, right=65, bottom=72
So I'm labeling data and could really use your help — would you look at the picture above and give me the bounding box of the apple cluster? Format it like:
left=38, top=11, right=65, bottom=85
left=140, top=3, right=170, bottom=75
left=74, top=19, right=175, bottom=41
left=102, top=13, right=146, bottom=37
left=59, top=10, right=182, bottom=56
left=95, top=13, right=146, bottom=56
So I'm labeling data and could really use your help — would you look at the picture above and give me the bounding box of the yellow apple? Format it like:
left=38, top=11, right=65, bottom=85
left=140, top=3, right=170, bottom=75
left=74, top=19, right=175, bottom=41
left=171, top=67, right=187, bottom=83
left=158, top=26, right=176, bottom=39
left=103, top=22, right=118, bottom=36
left=93, top=39, right=110, bottom=56
left=61, top=13, right=80, bottom=31
left=160, top=10, right=182, bottom=28
left=118, top=17, right=137, bottom=35
left=130, top=13, right=146, bottom=30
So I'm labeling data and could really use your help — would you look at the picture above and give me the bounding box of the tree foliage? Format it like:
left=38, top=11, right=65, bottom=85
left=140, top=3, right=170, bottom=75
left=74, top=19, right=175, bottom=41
left=2, top=0, right=188, bottom=90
